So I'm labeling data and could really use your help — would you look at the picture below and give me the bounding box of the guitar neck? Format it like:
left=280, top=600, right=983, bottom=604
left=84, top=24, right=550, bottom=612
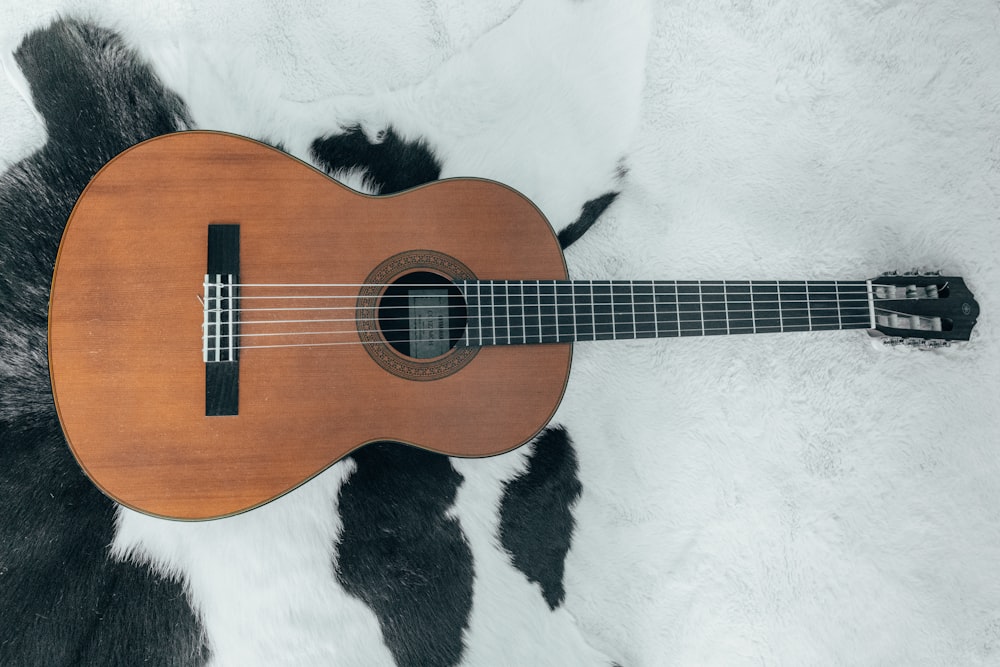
left=458, top=280, right=873, bottom=346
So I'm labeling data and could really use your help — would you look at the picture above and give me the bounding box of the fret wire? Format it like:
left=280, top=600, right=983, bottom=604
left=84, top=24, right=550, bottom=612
left=590, top=279, right=597, bottom=339
left=520, top=281, right=532, bottom=344
left=490, top=281, right=497, bottom=345
left=629, top=281, right=635, bottom=338
left=513, top=281, right=520, bottom=344
left=806, top=281, right=813, bottom=330
left=551, top=279, right=558, bottom=343
left=505, top=280, right=512, bottom=344
left=722, top=279, right=729, bottom=335
left=835, top=280, right=842, bottom=329
left=652, top=281, right=660, bottom=337
left=749, top=280, right=757, bottom=334
left=573, top=281, right=581, bottom=341
left=698, top=280, right=704, bottom=337
left=534, top=281, right=542, bottom=344
left=776, top=281, right=784, bottom=332
left=674, top=281, right=681, bottom=335
left=477, top=281, right=484, bottom=346
left=609, top=281, right=617, bottom=339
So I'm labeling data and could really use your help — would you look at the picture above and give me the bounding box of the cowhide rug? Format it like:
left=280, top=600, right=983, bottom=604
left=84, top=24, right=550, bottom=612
left=2, top=1, right=1000, bottom=665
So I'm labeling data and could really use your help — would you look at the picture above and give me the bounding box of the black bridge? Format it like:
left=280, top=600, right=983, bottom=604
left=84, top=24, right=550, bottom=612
left=204, top=223, right=240, bottom=416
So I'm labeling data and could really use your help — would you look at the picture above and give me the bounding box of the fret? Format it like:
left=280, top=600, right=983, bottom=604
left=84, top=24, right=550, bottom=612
left=633, top=282, right=656, bottom=339
left=675, top=281, right=682, bottom=335
left=701, top=282, right=727, bottom=336
left=539, top=281, right=558, bottom=343
left=508, top=281, right=525, bottom=344
left=536, top=280, right=544, bottom=342
left=807, top=281, right=840, bottom=330
left=725, top=282, right=754, bottom=334
left=653, top=282, right=679, bottom=338
left=751, top=282, right=782, bottom=332
left=480, top=280, right=497, bottom=345
left=629, top=281, right=637, bottom=337
left=835, top=281, right=873, bottom=328
left=777, top=282, right=809, bottom=332
left=676, top=282, right=702, bottom=337
left=776, top=281, right=783, bottom=332
left=748, top=280, right=757, bottom=333
left=574, top=282, right=595, bottom=342
left=722, top=280, right=730, bottom=335
left=492, top=281, right=508, bottom=344
left=612, top=282, right=635, bottom=339
left=697, top=281, right=705, bottom=337
left=521, top=281, right=542, bottom=345
left=556, top=282, right=575, bottom=341
left=835, top=280, right=842, bottom=329
left=590, top=279, right=597, bottom=339
left=461, top=281, right=478, bottom=346
left=805, top=280, right=813, bottom=329
left=593, top=281, right=614, bottom=340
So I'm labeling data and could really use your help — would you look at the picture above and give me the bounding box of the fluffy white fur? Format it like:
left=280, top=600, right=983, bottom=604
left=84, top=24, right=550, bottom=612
left=4, top=0, right=1000, bottom=665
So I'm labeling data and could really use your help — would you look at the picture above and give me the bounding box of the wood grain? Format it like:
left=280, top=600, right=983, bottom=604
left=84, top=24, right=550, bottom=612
left=48, top=131, right=571, bottom=520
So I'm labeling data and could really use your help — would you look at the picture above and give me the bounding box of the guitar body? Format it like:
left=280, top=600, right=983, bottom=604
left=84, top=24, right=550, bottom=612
left=48, top=131, right=571, bottom=520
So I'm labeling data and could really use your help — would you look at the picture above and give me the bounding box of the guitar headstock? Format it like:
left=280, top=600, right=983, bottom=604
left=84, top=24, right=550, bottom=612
left=869, top=272, right=979, bottom=346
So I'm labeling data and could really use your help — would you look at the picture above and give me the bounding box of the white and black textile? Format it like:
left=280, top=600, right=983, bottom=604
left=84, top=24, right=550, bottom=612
left=2, top=2, right=1000, bottom=665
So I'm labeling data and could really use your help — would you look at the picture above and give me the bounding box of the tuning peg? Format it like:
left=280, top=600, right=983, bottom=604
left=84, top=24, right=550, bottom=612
left=881, top=336, right=905, bottom=346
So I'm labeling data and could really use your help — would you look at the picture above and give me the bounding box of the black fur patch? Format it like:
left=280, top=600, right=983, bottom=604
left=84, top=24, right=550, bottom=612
left=0, top=415, right=208, bottom=666
left=310, top=125, right=441, bottom=194
left=1, top=18, right=206, bottom=665
left=1, top=18, right=191, bottom=422
left=498, top=426, right=582, bottom=609
left=558, top=191, right=619, bottom=249
left=335, top=443, right=473, bottom=667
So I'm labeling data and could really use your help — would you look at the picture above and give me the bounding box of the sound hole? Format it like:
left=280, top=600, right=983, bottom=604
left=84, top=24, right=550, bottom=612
left=378, top=271, right=467, bottom=359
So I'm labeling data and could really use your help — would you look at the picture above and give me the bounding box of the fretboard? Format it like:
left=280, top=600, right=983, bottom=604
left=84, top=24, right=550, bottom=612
left=458, top=280, right=872, bottom=346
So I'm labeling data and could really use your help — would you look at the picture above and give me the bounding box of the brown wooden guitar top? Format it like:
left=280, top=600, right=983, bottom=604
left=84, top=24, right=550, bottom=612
left=48, top=131, right=571, bottom=520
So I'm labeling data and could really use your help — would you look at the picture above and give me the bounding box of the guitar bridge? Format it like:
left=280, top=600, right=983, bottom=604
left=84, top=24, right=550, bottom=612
left=204, top=224, right=240, bottom=416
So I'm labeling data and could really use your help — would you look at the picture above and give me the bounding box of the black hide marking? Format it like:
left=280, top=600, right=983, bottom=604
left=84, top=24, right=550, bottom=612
left=0, top=416, right=209, bottom=666
left=1, top=18, right=191, bottom=422
left=498, top=426, right=582, bottom=609
left=310, top=125, right=442, bottom=194
left=0, top=18, right=206, bottom=665
left=335, top=443, right=473, bottom=667
left=558, top=191, right=619, bottom=249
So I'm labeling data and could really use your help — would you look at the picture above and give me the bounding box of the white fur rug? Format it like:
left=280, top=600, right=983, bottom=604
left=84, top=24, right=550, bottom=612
left=3, top=1, right=1000, bottom=665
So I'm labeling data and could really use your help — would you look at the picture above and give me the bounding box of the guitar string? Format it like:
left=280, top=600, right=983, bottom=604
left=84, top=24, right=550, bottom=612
left=203, top=282, right=936, bottom=350
left=203, top=299, right=919, bottom=331
left=219, top=314, right=882, bottom=352
left=205, top=303, right=878, bottom=330
left=218, top=321, right=876, bottom=351
left=204, top=308, right=888, bottom=347
left=216, top=313, right=877, bottom=339
left=206, top=284, right=925, bottom=305
left=216, top=280, right=936, bottom=288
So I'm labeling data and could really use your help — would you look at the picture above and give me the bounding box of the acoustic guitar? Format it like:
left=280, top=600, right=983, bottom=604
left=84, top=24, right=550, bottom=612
left=47, top=131, right=980, bottom=520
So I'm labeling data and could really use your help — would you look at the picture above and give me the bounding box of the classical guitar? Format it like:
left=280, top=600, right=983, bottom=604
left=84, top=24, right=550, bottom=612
left=48, top=131, right=980, bottom=520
